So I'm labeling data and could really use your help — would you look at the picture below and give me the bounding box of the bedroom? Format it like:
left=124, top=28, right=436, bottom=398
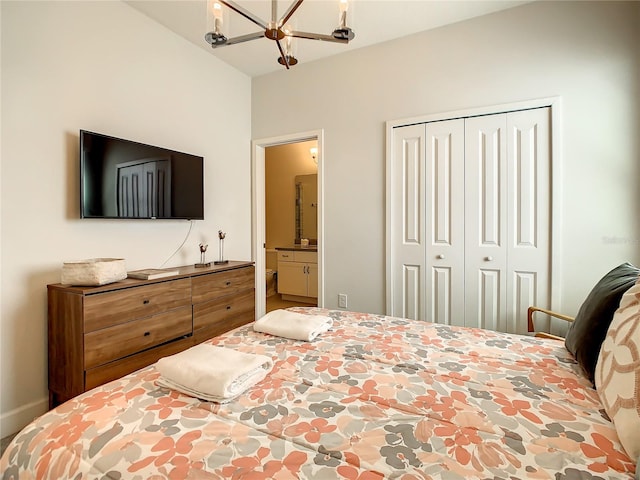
left=1, top=0, right=639, bottom=472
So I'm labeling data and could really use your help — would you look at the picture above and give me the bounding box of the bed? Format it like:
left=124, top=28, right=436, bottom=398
left=1, top=307, right=637, bottom=479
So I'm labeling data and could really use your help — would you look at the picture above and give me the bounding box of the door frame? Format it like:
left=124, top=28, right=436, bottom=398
left=252, top=130, right=324, bottom=319
left=385, top=96, right=563, bottom=321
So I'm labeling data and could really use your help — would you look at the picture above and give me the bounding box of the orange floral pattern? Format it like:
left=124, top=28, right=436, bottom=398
left=1, top=308, right=636, bottom=479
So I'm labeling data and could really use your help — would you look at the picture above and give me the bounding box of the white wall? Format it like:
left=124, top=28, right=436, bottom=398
left=252, top=1, right=640, bottom=318
left=0, top=1, right=251, bottom=436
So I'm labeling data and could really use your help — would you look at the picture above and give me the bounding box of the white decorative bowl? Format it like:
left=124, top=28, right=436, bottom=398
left=61, top=258, right=127, bottom=286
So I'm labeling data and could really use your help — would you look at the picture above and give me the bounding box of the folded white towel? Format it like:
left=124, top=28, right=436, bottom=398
left=253, top=309, right=333, bottom=341
left=155, top=344, right=272, bottom=403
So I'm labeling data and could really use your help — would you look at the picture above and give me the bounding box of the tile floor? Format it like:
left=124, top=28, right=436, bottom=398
left=266, top=293, right=315, bottom=313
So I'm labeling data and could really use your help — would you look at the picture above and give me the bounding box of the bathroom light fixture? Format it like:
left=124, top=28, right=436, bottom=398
left=310, top=146, right=318, bottom=162
left=205, top=0, right=355, bottom=70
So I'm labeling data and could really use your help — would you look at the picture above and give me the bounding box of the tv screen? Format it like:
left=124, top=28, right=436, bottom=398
left=80, top=130, right=204, bottom=220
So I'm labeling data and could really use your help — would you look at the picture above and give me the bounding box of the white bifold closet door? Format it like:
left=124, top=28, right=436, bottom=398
left=424, top=119, right=466, bottom=326
left=390, top=123, right=428, bottom=322
left=389, top=107, right=550, bottom=334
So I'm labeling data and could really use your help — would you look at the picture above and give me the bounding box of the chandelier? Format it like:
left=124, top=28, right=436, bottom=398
left=205, top=0, right=355, bottom=69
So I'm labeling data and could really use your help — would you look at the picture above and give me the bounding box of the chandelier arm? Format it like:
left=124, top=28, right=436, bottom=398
left=291, top=30, right=349, bottom=44
left=275, top=39, right=290, bottom=70
left=279, top=0, right=304, bottom=27
left=219, top=0, right=268, bottom=30
left=223, top=32, right=265, bottom=46
left=271, top=0, right=278, bottom=23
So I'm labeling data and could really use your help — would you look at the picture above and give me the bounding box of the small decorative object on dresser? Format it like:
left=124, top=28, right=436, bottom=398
left=61, top=258, right=126, bottom=286
left=127, top=268, right=179, bottom=280
left=195, top=242, right=211, bottom=268
left=214, top=230, right=228, bottom=265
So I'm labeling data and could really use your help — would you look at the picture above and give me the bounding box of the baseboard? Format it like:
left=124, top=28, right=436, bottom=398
left=0, top=397, right=48, bottom=439
left=281, top=294, right=317, bottom=304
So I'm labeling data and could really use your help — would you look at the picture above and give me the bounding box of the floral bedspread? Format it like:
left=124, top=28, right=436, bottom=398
left=1, top=308, right=636, bottom=479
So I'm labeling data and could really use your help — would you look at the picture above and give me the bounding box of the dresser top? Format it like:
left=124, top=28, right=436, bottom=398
left=48, top=260, right=254, bottom=295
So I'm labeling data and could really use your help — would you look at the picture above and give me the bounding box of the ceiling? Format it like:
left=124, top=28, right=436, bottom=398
left=126, top=0, right=530, bottom=77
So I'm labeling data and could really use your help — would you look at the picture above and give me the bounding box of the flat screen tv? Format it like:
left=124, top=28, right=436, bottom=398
left=80, top=130, right=204, bottom=220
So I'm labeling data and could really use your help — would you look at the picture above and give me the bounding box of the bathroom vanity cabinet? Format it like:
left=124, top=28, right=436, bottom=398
left=277, top=249, right=317, bottom=302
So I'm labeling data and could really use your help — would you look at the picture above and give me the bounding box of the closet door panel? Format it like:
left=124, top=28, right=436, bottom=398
left=403, top=265, right=422, bottom=321
left=510, top=271, right=537, bottom=334
left=464, top=114, right=507, bottom=329
left=478, top=269, right=502, bottom=331
left=391, top=125, right=426, bottom=320
left=425, top=119, right=465, bottom=326
left=506, top=107, right=551, bottom=333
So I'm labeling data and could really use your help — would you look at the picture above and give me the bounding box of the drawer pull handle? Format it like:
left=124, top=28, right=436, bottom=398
left=226, top=281, right=231, bottom=286
left=143, top=331, right=150, bottom=337
left=226, top=305, right=231, bottom=310
left=143, top=299, right=150, bottom=305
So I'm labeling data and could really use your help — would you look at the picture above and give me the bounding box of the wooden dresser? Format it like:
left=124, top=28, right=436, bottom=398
left=47, top=261, right=254, bottom=408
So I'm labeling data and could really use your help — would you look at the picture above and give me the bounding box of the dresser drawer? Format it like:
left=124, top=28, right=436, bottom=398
left=84, top=279, right=191, bottom=332
left=193, top=310, right=254, bottom=345
left=85, top=335, right=193, bottom=390
left=84, top=306, right=192, bottom=369
left=192, top=266, right=254, bottom=304
left=193, top=289, right=255, bottom=342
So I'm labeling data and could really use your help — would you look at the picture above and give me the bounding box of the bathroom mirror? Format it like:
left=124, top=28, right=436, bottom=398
left=295, top=174, right=317, bottom=243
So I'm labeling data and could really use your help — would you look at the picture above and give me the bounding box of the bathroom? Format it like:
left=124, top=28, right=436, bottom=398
left=264, top=140, right=318, bottom=312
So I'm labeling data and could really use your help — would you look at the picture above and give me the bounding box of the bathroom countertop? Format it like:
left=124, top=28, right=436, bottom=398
left=275, top=245, right=318, bottom=252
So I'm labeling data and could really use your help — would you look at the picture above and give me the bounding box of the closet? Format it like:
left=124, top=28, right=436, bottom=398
left=388, top=107, right=550, bottom=334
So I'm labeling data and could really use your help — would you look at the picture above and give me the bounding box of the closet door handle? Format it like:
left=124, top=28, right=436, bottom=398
left=485, top=256, right=493, bottom=262
left=436, top=254, right=445, bottom=260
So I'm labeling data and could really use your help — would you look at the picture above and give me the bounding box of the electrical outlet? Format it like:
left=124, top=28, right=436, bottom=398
left=338, top=293, right=348, bottom=309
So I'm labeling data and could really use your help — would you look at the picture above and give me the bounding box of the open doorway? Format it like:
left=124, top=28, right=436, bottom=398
left=252, top=130, right=324, bottom=319
left=264, top=140, right=318, bottom=313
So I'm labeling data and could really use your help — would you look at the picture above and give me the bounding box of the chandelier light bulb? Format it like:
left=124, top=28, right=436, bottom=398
left=283, top=24, right=294, bottom=56
left=285, top=36, right=292, bottom=56
left=338, top=0, right=349, bottom=28
left=213, top=2, right=223, bottom=33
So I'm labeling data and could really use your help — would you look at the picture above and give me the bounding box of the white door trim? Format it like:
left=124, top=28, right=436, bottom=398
left=386, top=97, right=564, bottom=323
left=252, top=130, right=325, bottom=319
